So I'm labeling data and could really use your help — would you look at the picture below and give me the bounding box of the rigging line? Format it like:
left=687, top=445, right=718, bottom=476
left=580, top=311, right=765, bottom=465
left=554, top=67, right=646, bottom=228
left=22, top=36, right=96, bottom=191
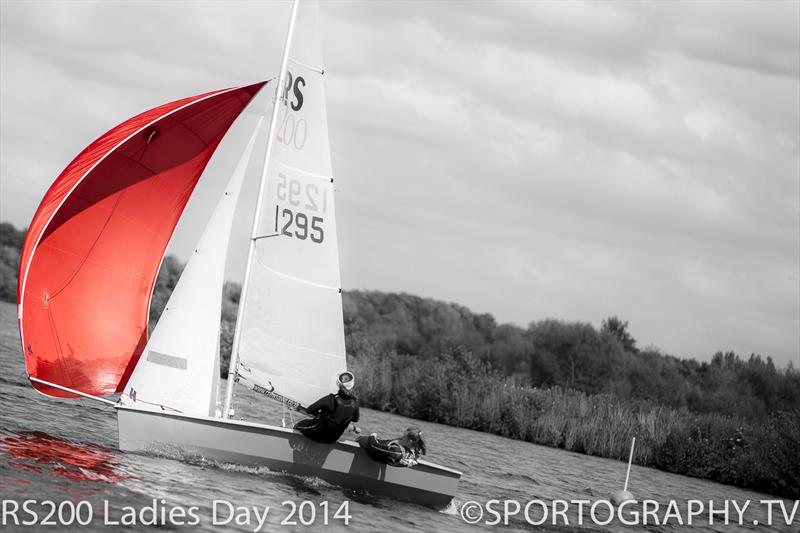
left=252, top=233, right=282, bottom=242
left=29, top=377, right=118, bottom=406
left=119, top=393, right=182, bottom=413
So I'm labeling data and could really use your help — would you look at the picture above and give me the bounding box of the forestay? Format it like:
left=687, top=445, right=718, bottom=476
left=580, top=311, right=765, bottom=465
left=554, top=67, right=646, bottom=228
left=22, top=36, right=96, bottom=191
left=236, top=1, right=346, bottom=408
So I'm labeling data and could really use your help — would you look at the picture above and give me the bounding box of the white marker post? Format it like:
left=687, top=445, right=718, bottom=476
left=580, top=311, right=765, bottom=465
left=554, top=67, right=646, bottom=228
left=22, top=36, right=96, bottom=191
left=624, top=436, right=636, bottom=492
left=612, top=437, right=636, bottom=505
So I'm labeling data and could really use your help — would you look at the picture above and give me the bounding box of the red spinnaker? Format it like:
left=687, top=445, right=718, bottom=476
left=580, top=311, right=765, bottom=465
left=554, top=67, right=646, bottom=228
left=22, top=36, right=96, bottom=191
left=17, top=81, right=267, bottom=398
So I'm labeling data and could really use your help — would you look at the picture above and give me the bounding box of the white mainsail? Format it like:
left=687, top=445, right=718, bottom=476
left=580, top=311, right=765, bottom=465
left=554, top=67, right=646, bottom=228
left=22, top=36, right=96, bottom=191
left=235, top=1, right=346, bottom=408
left=125, top=119, right=264, bottom=415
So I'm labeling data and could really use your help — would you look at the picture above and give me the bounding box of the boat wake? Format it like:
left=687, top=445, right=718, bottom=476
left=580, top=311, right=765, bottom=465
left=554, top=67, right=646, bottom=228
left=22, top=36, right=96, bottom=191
left=134, top=444, right=341, bottom=494
left=501, top=470, right=541, bottom=485
left=440, top=499, right=459, bottom=516
left=215, top=459, right=339, bottom=494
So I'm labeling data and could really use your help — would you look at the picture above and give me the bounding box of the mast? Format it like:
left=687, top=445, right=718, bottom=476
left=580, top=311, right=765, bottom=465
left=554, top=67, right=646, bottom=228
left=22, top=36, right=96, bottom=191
left=223, top=0, right=300, bottom=418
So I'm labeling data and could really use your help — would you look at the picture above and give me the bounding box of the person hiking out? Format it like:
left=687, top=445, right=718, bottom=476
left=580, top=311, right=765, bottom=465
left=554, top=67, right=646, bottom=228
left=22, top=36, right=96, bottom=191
left=294, top=371, right=360, bottom=444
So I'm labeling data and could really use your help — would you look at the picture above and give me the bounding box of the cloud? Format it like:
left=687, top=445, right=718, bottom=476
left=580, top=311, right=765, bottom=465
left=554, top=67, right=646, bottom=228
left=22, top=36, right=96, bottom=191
left=1, top=1, right=797, bottom=366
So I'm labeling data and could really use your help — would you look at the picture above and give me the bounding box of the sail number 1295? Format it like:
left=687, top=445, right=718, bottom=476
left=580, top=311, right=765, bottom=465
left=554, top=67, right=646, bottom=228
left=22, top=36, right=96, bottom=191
left=275, top=206, right=324, bottom=243
left=274, top=172, right=328, bottom=244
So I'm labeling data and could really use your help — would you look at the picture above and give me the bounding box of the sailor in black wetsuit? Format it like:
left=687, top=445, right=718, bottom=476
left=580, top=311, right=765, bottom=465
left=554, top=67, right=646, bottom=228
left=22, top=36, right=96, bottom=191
left=294, top=371, right=361, bottom=444
left=357, top=426, right=427, bottom=467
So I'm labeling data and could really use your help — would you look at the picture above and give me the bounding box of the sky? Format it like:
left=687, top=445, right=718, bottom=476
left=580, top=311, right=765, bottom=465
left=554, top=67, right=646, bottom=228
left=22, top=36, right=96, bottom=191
left=1, top=1, right=798, bottom=367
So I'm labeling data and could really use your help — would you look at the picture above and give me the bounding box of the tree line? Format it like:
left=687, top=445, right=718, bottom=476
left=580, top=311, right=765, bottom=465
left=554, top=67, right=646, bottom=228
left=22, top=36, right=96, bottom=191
left=0, top=223, right=23, bottom=303
left=2, top=221, right=798, bottom=496
left=2, top=221, right=797, bottom=423
left=343, top=290, right=799, bottom=422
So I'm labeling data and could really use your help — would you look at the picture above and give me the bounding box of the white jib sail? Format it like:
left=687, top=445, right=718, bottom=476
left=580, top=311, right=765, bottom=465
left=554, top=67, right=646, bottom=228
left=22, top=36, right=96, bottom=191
left=125, top=118, right=264, bottom=416
left=237, top=1, right=347, bottom=408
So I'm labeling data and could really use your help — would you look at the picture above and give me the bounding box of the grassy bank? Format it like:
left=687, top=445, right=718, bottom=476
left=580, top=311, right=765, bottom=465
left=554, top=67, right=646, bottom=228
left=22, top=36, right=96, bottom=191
left=349, top=345, right=800, bottom=499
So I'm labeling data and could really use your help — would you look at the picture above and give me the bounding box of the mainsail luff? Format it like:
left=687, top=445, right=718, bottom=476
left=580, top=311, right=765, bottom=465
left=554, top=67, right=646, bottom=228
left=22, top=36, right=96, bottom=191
left=235, top=0, right=347, bottom=409
left=223, top=0, right=301, bottom=417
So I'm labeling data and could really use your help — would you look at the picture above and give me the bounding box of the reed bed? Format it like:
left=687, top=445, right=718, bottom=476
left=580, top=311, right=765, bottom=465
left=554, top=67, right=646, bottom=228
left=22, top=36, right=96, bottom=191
left=349, top=347, right=799, bottom=499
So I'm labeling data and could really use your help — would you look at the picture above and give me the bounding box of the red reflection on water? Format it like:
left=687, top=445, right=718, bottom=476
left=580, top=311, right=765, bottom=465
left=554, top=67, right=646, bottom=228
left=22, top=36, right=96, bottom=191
left=0, top=431, right=134, bottom=483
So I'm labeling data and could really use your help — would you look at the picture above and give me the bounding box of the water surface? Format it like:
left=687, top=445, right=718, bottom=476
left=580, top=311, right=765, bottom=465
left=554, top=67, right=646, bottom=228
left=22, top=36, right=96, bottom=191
left=0, top=302, right=796, bottom=532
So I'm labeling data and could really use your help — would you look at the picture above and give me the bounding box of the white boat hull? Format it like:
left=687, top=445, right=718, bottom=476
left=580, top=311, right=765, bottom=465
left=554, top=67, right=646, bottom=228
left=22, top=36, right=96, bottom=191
left=116, top=406, right=461, bottom=508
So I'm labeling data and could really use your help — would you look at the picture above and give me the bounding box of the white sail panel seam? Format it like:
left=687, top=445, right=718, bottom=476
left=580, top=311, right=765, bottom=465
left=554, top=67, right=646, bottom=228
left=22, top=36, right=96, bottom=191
left=274, top=159, right=332, bottom=182
left=241, top=331, right=343, bottom=360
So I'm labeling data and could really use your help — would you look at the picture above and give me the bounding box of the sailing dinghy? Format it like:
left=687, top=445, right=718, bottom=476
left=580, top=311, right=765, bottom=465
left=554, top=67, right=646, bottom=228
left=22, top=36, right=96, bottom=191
left=16, top=0, right=461, bottom=508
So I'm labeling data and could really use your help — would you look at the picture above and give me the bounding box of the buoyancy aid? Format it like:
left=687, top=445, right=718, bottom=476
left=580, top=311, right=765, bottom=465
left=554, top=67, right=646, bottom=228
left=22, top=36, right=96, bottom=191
left=325, top=394, right=358, bottom=428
